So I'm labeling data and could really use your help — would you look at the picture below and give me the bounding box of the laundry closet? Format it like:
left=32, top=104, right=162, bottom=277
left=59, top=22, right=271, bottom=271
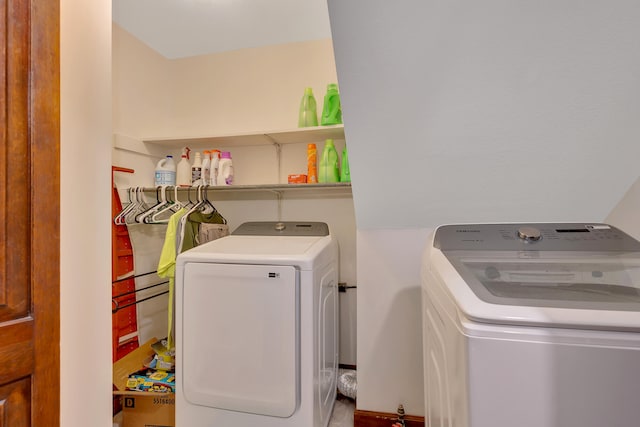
left=110, top=21, right=357, bottom=372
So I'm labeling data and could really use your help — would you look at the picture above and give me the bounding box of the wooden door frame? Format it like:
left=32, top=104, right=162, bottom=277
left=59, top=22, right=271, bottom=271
left=30, top=0, right=60, bottom=424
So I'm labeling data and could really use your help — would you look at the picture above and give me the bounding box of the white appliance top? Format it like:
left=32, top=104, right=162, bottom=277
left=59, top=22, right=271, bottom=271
left=177, top=222, right=334, bottom=269
left=232, top=221, right=329, bottom=237
left=428, top=223, right=640, bottom=331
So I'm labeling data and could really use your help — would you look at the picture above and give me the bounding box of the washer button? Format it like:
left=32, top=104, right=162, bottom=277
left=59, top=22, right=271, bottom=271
left=274, top=222, right=286, bottom=231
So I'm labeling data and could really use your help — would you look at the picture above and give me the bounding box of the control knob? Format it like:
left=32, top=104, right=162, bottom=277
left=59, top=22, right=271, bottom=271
left=517, top=226, right=541, bottom=242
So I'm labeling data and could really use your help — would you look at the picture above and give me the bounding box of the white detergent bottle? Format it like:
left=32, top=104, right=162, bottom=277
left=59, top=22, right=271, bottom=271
left=191, top=152, right=203, bottom=185
left=154, top=155, right=176, bottom=186
left=210, top=150, right=221, bottom=185
left=202, top=150, right=211, bottom=186
left=177, top=147, right=192, bottom=187
left=217, top=151, right=233, bottom=185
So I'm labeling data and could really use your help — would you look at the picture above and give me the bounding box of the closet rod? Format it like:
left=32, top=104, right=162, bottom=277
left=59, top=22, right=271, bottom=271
left=112, top=270, right=159, bottom=284
left=123, top=183, right=351, bottom=192
left=112, top=290, right=169, bottom=314
left=112, top=281, right=168, bottom=299
left=125, top=185, right=210, bottom=192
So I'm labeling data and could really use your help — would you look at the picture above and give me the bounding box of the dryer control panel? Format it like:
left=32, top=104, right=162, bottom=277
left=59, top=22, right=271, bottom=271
left=233, top=221, right=329, bottom=236
left=434, top=223, right=640, bottom=252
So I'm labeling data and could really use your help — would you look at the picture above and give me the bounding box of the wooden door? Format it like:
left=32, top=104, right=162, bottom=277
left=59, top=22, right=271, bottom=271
left=0, top=0, right=60, bottom=425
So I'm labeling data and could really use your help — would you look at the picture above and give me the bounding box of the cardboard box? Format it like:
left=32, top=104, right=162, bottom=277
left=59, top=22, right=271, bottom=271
left=288, top=174, right=308, bottom=183
left=121, top=394, right=174, bottom=427
left=114, top=338, right=175, bottom=427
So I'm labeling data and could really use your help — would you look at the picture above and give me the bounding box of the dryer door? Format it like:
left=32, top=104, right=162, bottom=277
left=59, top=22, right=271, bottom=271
left=181, top=262, right=299, bottom=417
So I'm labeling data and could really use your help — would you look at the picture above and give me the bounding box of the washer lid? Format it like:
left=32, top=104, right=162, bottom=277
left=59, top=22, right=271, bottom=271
left=445, top=251, right=640, bottom=312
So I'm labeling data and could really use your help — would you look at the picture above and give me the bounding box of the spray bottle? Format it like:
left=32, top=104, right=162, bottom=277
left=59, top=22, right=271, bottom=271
left=177, top=147, right=192, bottom=187
left=191, top=152, right=203, bottom=185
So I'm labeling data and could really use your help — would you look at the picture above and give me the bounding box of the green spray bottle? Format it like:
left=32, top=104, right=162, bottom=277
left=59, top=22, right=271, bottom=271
left=318, top=139, right=340, bottom=183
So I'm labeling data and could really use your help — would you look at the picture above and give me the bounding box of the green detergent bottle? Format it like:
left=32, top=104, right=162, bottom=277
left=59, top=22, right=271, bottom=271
left=318, top=139, right=340, bottom=183
left=340, top=145, right=351, bottom=182
left=320, top=83, right=343, bottom=125
left=298, top=87, right=318, bottom=127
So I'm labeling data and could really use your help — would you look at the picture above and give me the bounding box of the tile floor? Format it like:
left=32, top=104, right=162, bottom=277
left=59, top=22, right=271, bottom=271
left=329, top=396, right=356, bottom=427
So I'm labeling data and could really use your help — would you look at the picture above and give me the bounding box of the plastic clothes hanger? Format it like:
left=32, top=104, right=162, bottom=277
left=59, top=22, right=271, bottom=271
left=117, top=187, right=139, bottom=225
left=148, top=186, right=183, bottom=224
left=114, top=187, right=135, bottom=225
left=183, top=186, right=196, bottom=209
left=200, top=187, right=216, bottom=214
left=181, top=186, right=206, bottom=221
left=136, top=186, right=165, bottom=223
left=125, top=188, right=149, bottom=224
left=177, top=186, right=206, bottom=247
left=200, top=187, right=227, bottom=224
left=137, top=186, right=177, bottom=224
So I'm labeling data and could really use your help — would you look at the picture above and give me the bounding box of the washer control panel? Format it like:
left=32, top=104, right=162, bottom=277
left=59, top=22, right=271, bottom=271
left=434, top=223, right=640, bottom=251
left=232, top=221, right=329, bottom=236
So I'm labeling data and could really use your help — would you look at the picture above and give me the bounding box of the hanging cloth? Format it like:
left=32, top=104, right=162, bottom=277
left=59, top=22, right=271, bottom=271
left=181, top=210, right=228, bottom=252
left=198, top=223, right=230, bottom=245
left=157, top=207, right=188, bottom=350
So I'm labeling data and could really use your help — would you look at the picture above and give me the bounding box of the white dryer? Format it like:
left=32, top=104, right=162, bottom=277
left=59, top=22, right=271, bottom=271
left=175, top=221, right=339, bottom=427
left=422, top=223, right=640, bottom=427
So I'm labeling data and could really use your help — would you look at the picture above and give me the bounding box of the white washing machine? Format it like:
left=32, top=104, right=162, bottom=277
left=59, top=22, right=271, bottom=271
left=422, top=223, right=640, bottom=427
left=175, top=221, right=339, bottom=427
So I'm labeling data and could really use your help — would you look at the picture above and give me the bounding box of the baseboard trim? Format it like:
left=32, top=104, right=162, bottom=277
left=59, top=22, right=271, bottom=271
left=354, top=409, right=424, bottom=426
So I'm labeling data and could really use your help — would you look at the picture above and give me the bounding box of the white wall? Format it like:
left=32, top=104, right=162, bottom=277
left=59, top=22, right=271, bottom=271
left=112, top=23, right=173, bottom=141
left=330, top=0, right=640, bottom=230
left=356, top=228, right=430, bottom=413
left=169, top=39, right=340, bottom=136
left=328, top=0, right=640, bottom=417
left=113, top=24, right=340, bottom=142
left=60, top=0, right=112, bottom=426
